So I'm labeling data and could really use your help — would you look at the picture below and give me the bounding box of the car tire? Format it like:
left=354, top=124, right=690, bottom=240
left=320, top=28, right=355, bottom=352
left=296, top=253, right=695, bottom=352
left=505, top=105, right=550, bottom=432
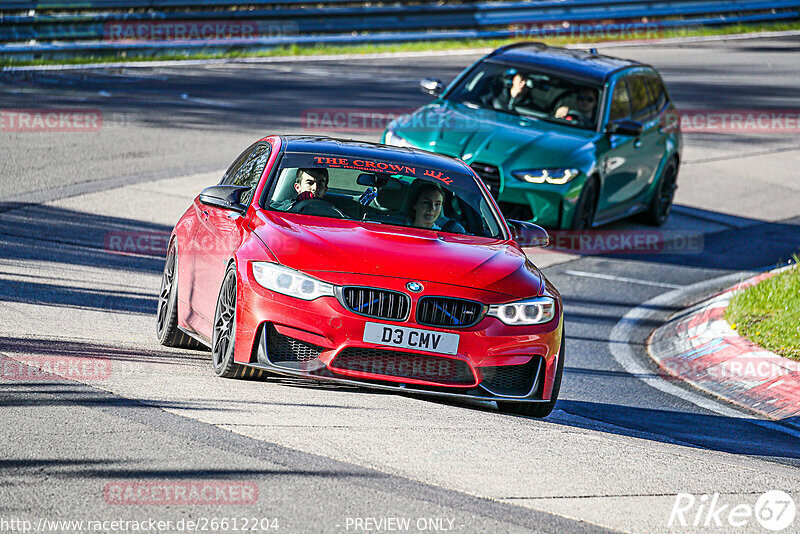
left=212, top=265, right=265, bottom=380
left=641, top=159, right=678, bottom=226
left=569, top=177, right=598, bottom=230
left=156, top=243, right=206, bottom=350
left=497, top=331, right=565, bottom=418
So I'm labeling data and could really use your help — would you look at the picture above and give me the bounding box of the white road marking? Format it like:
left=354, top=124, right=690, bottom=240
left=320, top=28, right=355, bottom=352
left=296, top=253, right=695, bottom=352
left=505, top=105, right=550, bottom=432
left=609, top=271, right=800, bottom=440
left=565, top=270, right=684, bottom=289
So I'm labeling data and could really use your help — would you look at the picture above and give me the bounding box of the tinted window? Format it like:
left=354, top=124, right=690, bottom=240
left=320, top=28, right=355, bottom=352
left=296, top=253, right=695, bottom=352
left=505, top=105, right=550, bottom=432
left=222, top=143, right=271, bottom=206
left=644, top=74, right=667, bottom=113
left=266, top=153, right=503, bottom=238
left=236, top=144, right=271, bottom=205
left=221, top=142, right=257, bottom=185
left=445, top=61, right=601, bottom=130
left=609, top=80, right=632, bottom=121
left=628, top=75, right=656, bottom=122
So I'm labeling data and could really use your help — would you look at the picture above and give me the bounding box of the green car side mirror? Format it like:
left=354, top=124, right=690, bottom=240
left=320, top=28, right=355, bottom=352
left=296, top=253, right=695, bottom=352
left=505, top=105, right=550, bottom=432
left=607, top=119, right=644, bottom=137
left=420, top=78, right=444, bottom=97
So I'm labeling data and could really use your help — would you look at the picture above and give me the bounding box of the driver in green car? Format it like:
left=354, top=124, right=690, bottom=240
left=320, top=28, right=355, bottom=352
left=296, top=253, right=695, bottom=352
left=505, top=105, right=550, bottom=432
left=554, top=87, right=598, bottom=128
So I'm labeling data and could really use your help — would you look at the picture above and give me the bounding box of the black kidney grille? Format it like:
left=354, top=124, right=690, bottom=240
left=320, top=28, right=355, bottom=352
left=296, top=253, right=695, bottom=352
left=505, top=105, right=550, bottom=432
left=480, top=358, right=540, bottom=397
left=416, top=297, right=484, bottom=328
left=470, top=162, right=501, bottom=198
left=266, top=324, right=324, bottom=363
left=332, top=348, right=474, bottom=386
left=342, top=287, right=409, bottom=321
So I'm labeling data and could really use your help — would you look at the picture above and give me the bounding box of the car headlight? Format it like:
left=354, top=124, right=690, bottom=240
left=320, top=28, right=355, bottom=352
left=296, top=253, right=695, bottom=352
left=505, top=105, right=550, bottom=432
left=384, top=128, right=411, bottom=148
left=251, top=262, right=334, bottom=300
left=488, top=297, right=556, bottom=325
left=512, top=168, right=580, bottom=185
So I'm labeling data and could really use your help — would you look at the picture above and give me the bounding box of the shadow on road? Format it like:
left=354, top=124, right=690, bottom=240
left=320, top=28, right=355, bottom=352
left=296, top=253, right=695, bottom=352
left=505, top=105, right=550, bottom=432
left=553, top=399, right=800, bottom=461
left=0, top=204, right=170, bottom=313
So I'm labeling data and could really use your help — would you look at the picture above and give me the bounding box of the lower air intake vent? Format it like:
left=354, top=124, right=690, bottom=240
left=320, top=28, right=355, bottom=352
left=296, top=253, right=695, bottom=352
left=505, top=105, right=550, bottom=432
left=266, top=324, right=324, bottom=363
left=332, top=348, right=474, bottom=386
left=480, top=358, right=541, bottom=397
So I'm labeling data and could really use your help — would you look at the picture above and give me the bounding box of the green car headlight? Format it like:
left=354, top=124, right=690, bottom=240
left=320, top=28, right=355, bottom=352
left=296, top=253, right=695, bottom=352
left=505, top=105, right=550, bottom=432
left=512, top=168, right=580, bottom=185
left=488, top=297, right=556, bottom=326
left=252, top=262, right=334, bottom=301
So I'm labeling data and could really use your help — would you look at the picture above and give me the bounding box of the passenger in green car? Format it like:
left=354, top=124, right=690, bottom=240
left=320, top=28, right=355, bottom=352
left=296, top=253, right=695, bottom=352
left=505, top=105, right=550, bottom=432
left=490, top=72, right=532, bottom=112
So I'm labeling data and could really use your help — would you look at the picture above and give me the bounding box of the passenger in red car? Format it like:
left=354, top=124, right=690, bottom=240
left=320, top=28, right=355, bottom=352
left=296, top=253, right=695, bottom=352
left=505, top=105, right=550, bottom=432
left=410, top=183, right=444, bottom=229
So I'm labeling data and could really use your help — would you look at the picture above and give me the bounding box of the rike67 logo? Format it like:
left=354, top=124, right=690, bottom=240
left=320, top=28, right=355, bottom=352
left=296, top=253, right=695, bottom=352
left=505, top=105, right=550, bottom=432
left=669, top=491, right=796, bottom=531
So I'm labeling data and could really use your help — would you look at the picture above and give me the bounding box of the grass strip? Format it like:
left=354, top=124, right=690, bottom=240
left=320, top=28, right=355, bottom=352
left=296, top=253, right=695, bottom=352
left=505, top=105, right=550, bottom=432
left=726, top=260, right=800, bottom=361
left=3, top=19, right=800, bottom=68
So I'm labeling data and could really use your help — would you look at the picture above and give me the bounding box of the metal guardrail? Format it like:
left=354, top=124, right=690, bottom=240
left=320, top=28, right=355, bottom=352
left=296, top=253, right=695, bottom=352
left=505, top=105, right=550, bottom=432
left=1, top=0, right=798, bottom=61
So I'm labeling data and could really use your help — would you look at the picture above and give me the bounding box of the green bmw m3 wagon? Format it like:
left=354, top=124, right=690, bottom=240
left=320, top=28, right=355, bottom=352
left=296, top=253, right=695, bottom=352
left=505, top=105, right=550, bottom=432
left=382, top=43, right=682, bottom=230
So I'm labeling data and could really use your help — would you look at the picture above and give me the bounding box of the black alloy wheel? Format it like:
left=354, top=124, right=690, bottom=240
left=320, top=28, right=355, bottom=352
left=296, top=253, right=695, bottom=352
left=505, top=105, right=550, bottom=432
left=642, top=159, right=678, bottom=226
left=570, top=178, right=598, bottom=230
left=156, top=244, right=205, bottom=349
left=212, top=265, right=263, bottom=379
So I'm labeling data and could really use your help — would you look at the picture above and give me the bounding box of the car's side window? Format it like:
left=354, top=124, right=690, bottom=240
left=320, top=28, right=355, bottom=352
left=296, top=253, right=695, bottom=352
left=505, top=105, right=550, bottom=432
left=644, top=74, right=668, bottom=113
left=221, top=142, right=258, bottom=186
left=608, top=79, right=632, bottom=121
left=628, top=75, right=656, bottom=122
left=233, top=144, right=271, bottom=206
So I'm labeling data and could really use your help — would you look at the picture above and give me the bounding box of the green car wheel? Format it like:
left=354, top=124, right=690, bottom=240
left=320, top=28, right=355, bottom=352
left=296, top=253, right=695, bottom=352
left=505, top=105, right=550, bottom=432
left=641, top=159, right=678, bottom=227
left=570, top=178, right=598, bottom=230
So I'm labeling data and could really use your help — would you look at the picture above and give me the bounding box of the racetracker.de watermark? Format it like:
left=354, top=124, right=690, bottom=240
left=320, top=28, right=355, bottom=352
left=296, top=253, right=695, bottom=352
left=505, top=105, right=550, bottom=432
left=508, top=19, right=695, bottom=40
left=545, top=230, right=703, bottom=255
left=303, top=108, right=413, bottom=132
left=104, top=20, right=297, bottom=41
left=104, top=481, right=258, bottom=506
left=0, top=109, right=103, bottom=132
left=1, top=356, right=111, bottom=381
left=302, top=107, right=485, bottom=133
left=105, top=231, right=171, bottom=257
left=664, top=109, right=800, bottom=134
left=668, top=490, right=796, bottom=531
left=660, top=352, right=800, bottom=383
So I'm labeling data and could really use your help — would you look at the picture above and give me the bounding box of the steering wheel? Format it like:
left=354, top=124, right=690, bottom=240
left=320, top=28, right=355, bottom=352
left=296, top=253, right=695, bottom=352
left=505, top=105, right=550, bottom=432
left=290, top=197, right=347, bottom=218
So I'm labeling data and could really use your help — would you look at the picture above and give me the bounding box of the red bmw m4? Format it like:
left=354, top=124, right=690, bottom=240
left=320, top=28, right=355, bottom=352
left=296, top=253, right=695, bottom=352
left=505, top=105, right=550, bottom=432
left=157, top=136, right=564, bottom=417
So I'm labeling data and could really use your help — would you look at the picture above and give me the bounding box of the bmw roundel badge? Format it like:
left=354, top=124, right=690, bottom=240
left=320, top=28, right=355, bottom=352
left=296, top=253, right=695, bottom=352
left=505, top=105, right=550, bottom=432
left=406, top=281, right=423, bottom=292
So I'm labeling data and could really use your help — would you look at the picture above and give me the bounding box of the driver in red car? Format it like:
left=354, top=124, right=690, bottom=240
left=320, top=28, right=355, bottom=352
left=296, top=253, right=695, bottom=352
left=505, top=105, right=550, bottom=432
left=293, top=168, right=328, bottom=203
left=270, top=168, right=329, bottom=210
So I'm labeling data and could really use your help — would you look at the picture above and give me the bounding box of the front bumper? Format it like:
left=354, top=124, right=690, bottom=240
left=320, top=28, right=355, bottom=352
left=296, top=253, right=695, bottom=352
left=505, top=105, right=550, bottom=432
left=234, top=267, right=563, bottom=403
left=501, top=175, right=586, bottom=229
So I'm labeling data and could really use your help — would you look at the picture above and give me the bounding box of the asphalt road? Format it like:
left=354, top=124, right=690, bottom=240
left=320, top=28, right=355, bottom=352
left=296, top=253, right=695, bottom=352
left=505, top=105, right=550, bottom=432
left=1, top=37, right=799, bottom=533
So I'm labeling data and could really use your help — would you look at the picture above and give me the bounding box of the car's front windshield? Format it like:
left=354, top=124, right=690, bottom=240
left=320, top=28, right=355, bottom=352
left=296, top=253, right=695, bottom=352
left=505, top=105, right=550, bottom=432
left=445, top=61, right=601, bottom=130
left=265, top=152, right=503, bottom=238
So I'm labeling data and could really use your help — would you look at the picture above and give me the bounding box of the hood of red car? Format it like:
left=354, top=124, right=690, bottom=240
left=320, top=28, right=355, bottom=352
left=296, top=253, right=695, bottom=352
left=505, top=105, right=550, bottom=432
left=254, top=212, right=542, bottom=298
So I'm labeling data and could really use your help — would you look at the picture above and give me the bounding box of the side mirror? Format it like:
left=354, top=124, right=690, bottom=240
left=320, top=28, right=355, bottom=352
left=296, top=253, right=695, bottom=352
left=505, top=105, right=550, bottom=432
left=198, top=185, right=249, bottom=212
left=607, top=119, right=644, bottom=137
left=420, top=78, right=444, bottom=97
left=508, top=220, right=549, bottom=247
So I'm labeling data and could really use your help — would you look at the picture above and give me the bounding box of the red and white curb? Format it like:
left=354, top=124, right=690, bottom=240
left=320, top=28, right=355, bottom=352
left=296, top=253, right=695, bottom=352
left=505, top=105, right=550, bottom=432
left=649, top=266, right=800, bottom=421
